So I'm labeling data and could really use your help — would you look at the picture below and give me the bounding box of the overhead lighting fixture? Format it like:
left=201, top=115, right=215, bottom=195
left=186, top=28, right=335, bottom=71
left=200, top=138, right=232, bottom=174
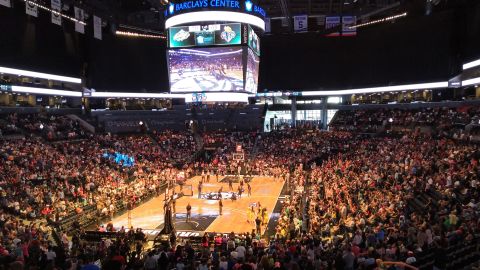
left=12, top=86, right=82, bottom=97
left=462, top=77, right=480, bottom=87
left=462, top=58, right=480, bottom=70
left=115, top=30, right=166, bottom=39
left=23, top=0, right=86, bottom=25
left=349, top=12, right=407, bottom=29
left=0, top=66, right=82, bottom=84
left=269, top=81, right=448, bottom=97
left=165, top=11, right=265, bottom=31
left=89, top=92, right=184, bottom=98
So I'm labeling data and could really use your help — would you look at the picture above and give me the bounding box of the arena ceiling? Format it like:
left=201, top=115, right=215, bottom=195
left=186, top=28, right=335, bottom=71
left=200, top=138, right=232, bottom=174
left=55, top=0, right=464, bottom=33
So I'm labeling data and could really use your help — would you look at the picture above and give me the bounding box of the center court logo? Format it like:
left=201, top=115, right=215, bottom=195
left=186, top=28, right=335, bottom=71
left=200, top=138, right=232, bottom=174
left=192, top=92, right=207, bottom=103
left=173, top=29, right=191, bottom=41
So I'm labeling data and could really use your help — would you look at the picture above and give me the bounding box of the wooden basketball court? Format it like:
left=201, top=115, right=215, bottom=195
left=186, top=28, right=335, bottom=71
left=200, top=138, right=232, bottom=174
left=109, top=176, right=284, bottom=234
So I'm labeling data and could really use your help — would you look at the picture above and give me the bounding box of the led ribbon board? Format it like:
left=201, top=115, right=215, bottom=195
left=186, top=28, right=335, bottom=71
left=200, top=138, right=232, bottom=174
left=185, top=92, right=249, bottom=103
left=165, top=0, right=266, bottom=31
left=169, top=23, right=242, bottom=48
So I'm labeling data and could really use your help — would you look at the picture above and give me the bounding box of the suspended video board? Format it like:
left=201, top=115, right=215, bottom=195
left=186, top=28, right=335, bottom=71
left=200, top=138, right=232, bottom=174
left=169, top=23, right=242, bottom=48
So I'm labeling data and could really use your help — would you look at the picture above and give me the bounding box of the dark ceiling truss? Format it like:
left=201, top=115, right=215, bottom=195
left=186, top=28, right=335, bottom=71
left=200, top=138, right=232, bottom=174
left=14, top=0, right=471, bottom=34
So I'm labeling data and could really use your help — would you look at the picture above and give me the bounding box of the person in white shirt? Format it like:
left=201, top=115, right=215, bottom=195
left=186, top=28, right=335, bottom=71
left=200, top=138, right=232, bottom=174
left=46, top=247, right=57, bottom=263
left=219, top=256, right=228, bottom=270
left=405, top=251, right=416, bottom=265
left=236, top=245, right=246, bottom=260
left=352, top=231, right=363, bottom=246
left=143, top=252, right=157, bottom=270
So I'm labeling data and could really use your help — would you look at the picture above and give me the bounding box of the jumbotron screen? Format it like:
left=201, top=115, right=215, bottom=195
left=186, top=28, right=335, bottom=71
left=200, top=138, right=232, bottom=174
left=168, top=47, right=244, bottom=92
left=169, top=23, right=242, bottom=48
left=245, top=48, right=259, bottom=93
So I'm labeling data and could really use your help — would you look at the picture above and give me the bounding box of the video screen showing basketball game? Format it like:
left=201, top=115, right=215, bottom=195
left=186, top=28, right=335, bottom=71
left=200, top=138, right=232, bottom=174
left=245, top=48, right=260, bottom=93
left=168, top=47, right=244, bottom=92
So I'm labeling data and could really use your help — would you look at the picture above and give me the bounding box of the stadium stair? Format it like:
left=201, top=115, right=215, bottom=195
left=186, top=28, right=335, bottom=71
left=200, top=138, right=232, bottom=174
left=147, top=133, right=160, bottom=146
left=408, top=188, right=480, bottom=270
left=66, top=114, right=95, bottom=133
left=248, top=134, right=260, bottom=161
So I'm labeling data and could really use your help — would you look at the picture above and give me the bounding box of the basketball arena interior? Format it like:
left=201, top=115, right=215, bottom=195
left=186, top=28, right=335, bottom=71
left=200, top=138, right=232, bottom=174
left=1, top=0, right=480, bottom=269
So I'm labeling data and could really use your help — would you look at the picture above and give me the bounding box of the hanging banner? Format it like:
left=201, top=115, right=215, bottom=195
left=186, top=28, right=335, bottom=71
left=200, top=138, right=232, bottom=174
left=0, top=0, right=11, bottom=8
left=342, top=16, right=357, bottom=36
left=316, top=15, right=325, bottom=26
left=293, top=15, right=308, bottom=32
left=93, top=15, right=102, bottom=40
left=25, top=1, right=38, bottom=17
left=51, top=0, right=62, bottom=26
left=325, top=16, right=341, bottom=36
left=264, top=18, right=271, bottom=33
left=74, top=7, right=85, bottom=34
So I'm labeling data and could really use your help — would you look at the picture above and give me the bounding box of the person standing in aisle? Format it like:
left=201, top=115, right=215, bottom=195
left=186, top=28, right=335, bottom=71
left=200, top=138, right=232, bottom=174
left=186, top=203, right=192, bottom=222
left=198, top=182, right=202, bottom=199
left=255, top=216, right=262, bottom=235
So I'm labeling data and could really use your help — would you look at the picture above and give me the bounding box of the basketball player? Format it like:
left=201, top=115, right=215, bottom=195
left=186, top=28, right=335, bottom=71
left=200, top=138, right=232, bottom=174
left=247, top=206, right=254, bottom=223
left=228, top=178, right=233, bottom=191
left=218, top=187, right=223, bottom=200
left=219, top=199, right=223, bottom=215
left=198, top=182, right=202, bottom=199
left=247, top=183, right=252, bottom=196
left=186, top=203, right=192, bottom=222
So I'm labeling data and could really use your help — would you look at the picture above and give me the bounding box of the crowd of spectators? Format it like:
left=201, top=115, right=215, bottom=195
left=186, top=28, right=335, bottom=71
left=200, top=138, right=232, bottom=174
left=6, top=113, right=88, bottom=141
left=0, top=209, right=150, bottom=270
left=275, top=133, right=480, bottom=269
left=0, top=131, right=193, bottom=231
left=330, top=106, right=480, bottom=134
left=198, top=131, right=258, bottom=175
left=250, top=129, right=351, bottom=177
left=0, top=114, right=21, bottom=136
left=0, top=107, right=480, bottom=269
left=152, top=130, right=197, bottom=163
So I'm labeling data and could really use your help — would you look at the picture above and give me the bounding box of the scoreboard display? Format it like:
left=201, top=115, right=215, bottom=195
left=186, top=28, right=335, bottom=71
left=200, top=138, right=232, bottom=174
left=245, top=47, right=259, bottom=93
left=169, top=23, right=242, bottom=48
left=247, top=25, right=260, bottom=56
left=168, top=47, right=244, bottom=92
left=167, top=23, right=261, bottom=95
